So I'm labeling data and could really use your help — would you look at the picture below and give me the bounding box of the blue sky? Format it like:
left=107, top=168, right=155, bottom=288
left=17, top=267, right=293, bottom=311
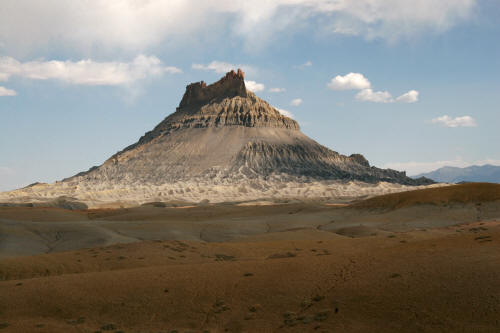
left=1, top=0, right=499, bottom=191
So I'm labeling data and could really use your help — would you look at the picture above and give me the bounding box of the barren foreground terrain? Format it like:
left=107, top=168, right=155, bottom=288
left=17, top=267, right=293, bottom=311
left=1, top=183, right=500, bottom=332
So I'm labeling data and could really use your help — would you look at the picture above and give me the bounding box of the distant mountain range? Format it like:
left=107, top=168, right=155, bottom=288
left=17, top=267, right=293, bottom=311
left=413, top=165, right=500, bottom=183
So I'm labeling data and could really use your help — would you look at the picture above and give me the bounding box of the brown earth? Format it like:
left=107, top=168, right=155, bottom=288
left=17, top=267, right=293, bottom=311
left=351, top=182, right=500, bottom=210
left=1, top=184, right=500, bottom=332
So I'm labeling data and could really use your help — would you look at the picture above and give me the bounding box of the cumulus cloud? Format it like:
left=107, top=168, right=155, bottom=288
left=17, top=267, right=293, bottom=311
left=0, top=1, right=477, bottom=55
left=192, top=61, right=255, bottom=75
left=396, top=90, right=419, bottom=103
left=355, top=89, right=393, bottom=103
left=329, top=72, right=419, bottom=104
left=0, top=54, right=181, bottom=86
left=269, top=87, right=285, bottom=93
left=276, top=108, right=294, bottom=119
left=384, top=158, right=500, bottom=176
left=327, top=73, right=371, bottom=91
left=245, top=80, right=265, bottom=92
left=431, top=115, right=477, bottom=127
left=0, top=86, right=17, bottom=96
left=290, top=98, right=303, bottom=106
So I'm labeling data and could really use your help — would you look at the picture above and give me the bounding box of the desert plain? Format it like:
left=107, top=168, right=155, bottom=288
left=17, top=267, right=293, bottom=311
left=1, top=183, right=500, bottom=332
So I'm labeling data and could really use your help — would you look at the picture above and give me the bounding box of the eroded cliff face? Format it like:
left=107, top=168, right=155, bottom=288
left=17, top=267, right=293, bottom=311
left=233, top=141, right=423, bottom=185
left=133, top=91, right=300, bottom=148
left=179, top=69, right=247, bottom=108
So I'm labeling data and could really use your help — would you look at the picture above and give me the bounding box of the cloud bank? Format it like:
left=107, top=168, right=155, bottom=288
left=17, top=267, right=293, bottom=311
left=431, top=115, right=477, bottom=127
left=0, top=86, right=16, bottom=96
left=0, top=55, right=180, bottom=86
left=290, top=98, right=303, bottom=106
left=0, top=0, right=477, bottom=55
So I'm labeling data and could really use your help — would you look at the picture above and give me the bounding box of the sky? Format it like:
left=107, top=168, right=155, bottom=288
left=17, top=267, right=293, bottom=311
left=1, top=0, right=499, bottom=191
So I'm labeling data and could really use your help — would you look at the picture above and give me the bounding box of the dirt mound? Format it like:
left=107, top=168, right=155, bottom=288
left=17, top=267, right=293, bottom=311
left=351, top=182, right=500, bottom=210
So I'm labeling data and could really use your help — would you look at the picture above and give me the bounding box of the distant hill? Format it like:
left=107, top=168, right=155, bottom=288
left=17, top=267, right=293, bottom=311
left=413, top=165, right=500, bottom=183
left=351, top=182, right=500, bottom=210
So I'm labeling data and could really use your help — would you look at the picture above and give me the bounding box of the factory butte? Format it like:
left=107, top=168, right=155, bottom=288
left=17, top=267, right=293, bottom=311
left=0, top=69, right=431, bottom=208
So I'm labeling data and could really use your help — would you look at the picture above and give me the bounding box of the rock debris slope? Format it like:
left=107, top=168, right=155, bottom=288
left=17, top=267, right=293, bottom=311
left=0, top=69, right=433, bottom=208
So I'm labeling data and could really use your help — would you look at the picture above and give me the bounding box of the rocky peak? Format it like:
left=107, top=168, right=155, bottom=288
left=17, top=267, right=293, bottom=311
left=179, top=69, right=247, bottom=108
left=166, top=69, right=298, bottom=130
left=115, top=70, right=299, bottom=156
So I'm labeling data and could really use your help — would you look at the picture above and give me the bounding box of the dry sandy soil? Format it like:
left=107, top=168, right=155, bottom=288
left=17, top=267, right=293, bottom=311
left=1, top=183, right=500, bottom=332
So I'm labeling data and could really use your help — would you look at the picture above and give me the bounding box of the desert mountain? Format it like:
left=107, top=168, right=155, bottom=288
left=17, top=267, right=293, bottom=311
left=0, top=70, right=433, bottom=208
left=414, top=164, right=500, bottom=183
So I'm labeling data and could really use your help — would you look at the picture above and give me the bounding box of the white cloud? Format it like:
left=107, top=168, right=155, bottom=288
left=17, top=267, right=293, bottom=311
left=245, top=80, right=265, bottom=92
left=269, top=87, right=285, bottom=93
left=327, top=73, right=371, bottom=91
left=431, top=115, right=477, bottom=127
left=384, top=158, right=500, bottom=176
left=0, top=1, right=477, bottom=55
left=290, top=98, right=303, bottom=106
left=192, top=61, right=255, bottom=76
left=355, top=88, right=393, bottom=103
left=276, top=108, right=294, bottom=119
left=0, top=86, right=17, bottom=96
left=294, top=60, right=312, bottom=69
left=396, top=90, right=419, bottom=103
left=329, top=73, right=419, bottom=104
left=0, top=54, right=181, bottom=86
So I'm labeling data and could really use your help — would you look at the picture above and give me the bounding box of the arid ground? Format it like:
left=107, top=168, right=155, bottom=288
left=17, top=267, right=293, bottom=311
left=1, top=183, right=500, bottom=332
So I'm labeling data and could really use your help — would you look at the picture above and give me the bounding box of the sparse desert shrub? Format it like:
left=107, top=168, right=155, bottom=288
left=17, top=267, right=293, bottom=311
left=100, top=323, right=116, bottom=331
left=313, top=295, right=325, bottom=302
left=267, top=252, right=296, bottom=259
left=314, top=309, right=330, bottom=321
left=215, top=254, right=236, bottom=261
